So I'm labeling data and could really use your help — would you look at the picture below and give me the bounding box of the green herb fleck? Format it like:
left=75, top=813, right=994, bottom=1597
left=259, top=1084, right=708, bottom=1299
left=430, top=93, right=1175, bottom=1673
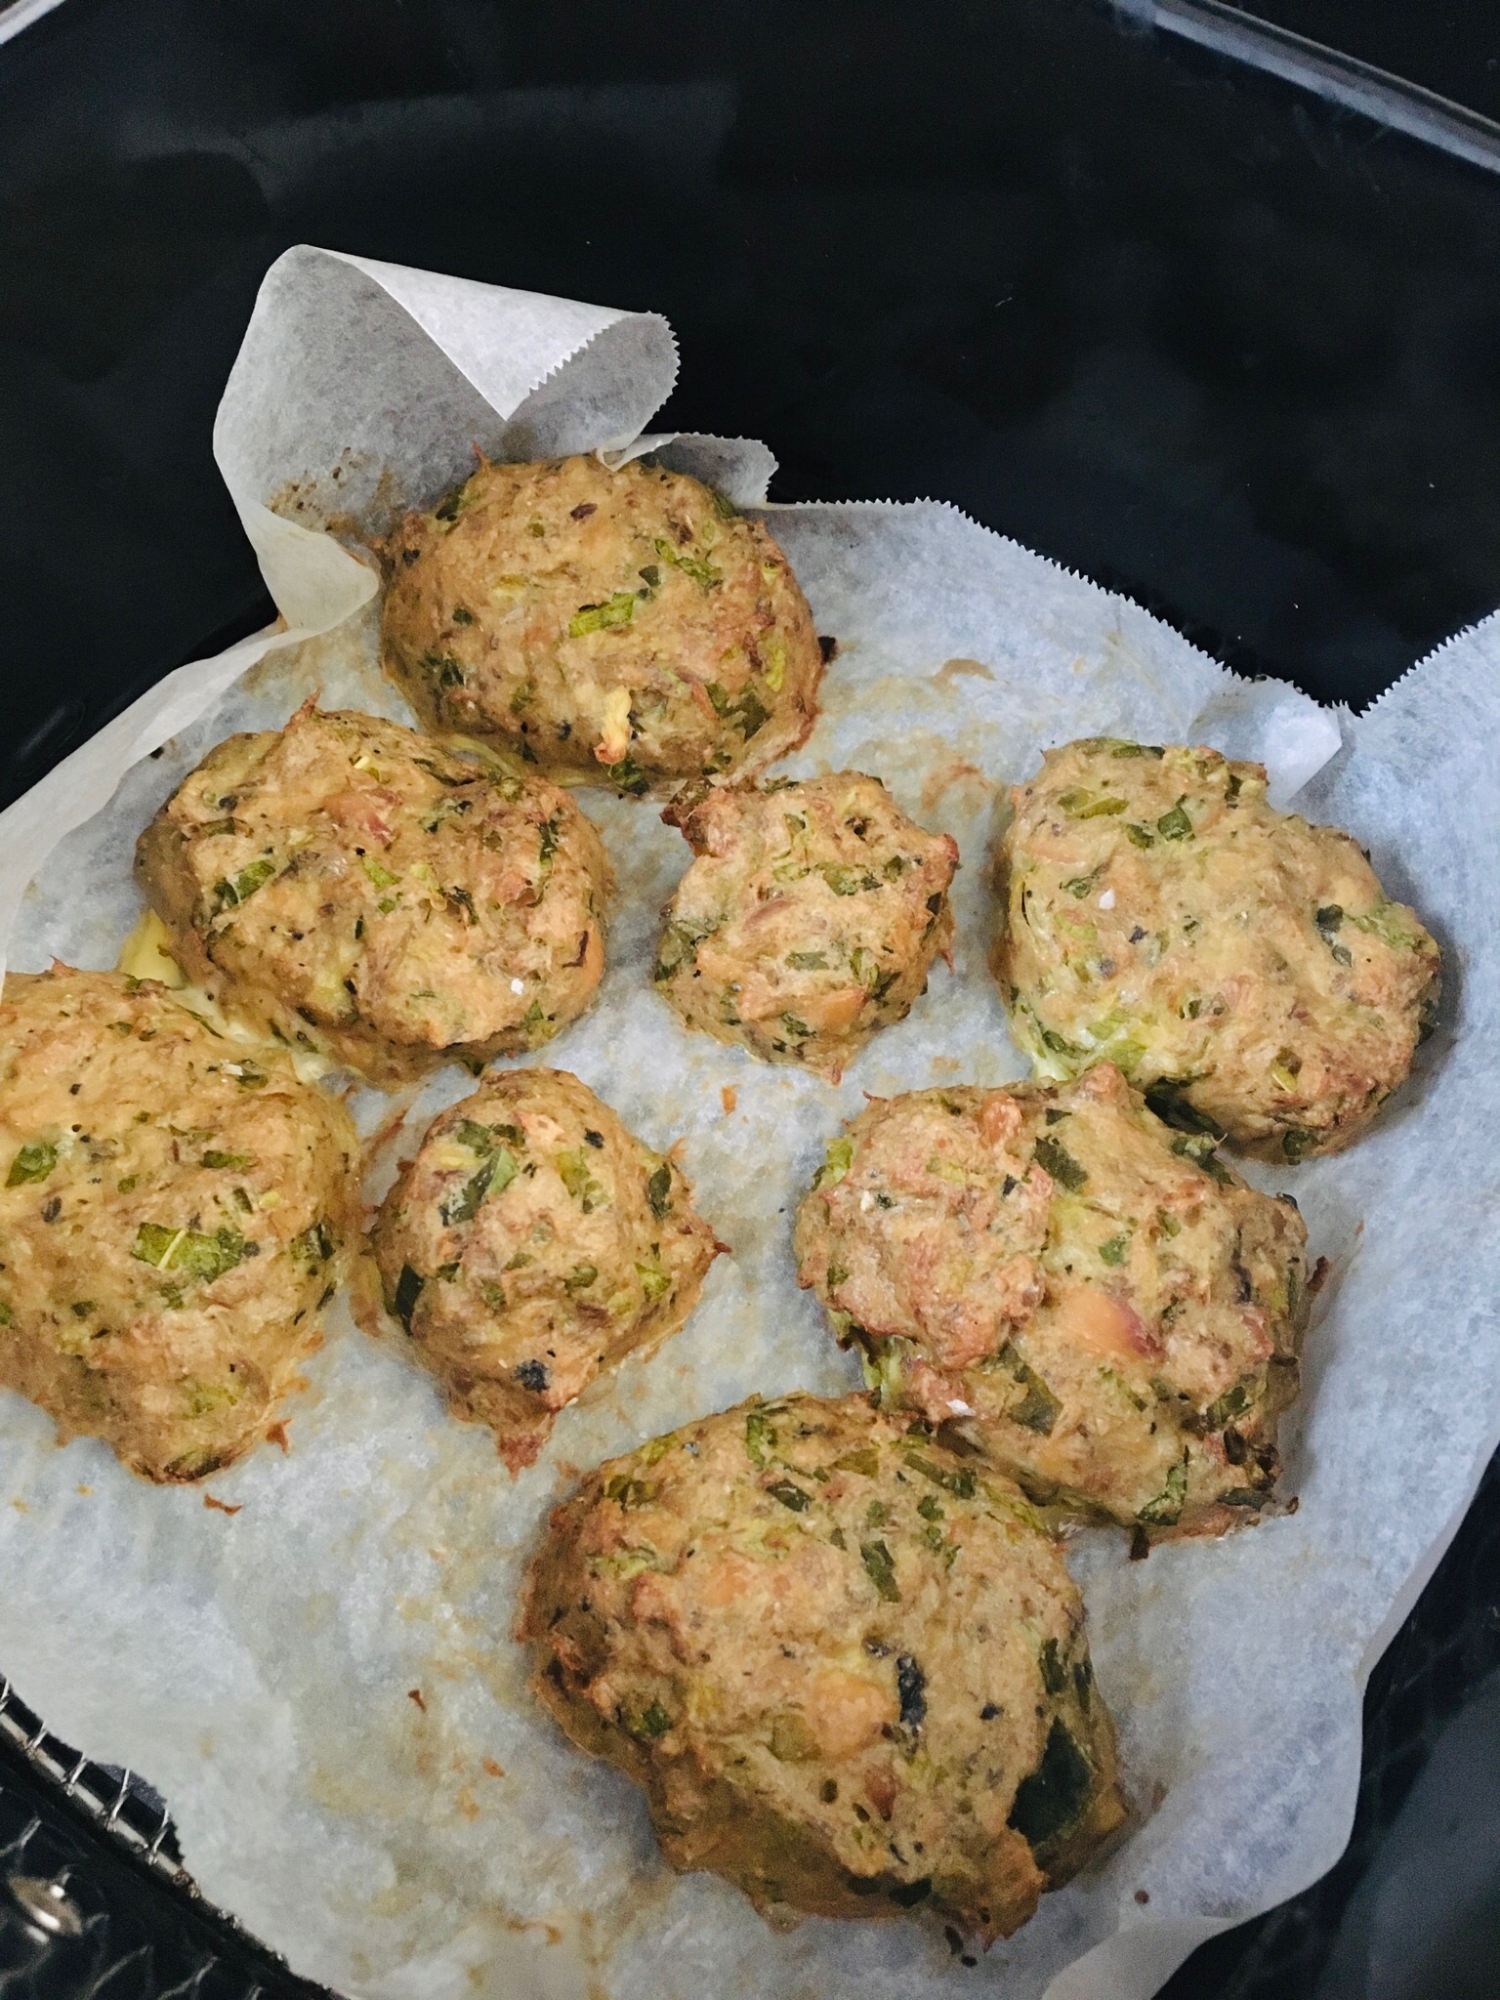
left=1139, top=1457, right=1189, bottom=1527
left=212, top=858, right=276, bottom=911
left=861, top=1539, right=901, bottom=1602
left=556, top=1149, right=605, bottom=1212
left=1058, top=789, right=1127, bottom=818
left=291, top=1219, right=336, bottom=1267
left=993, top=1342, right=1062, bottom=1435
left=654, top=537, right=720, bottom=589
left=1156, top=799, right=1193, bottom=840
left=820, top=863, right=878, bottom=896
left=746, top=1408, right=777, bottom=1469
left=131, top=1222, right=246, bottom=1284
left=605, top=754, right=650, bottom=797
left=905, top=1451, right=977, bottom=1499
left=568, top=591, right=637, bottom=637
left=1205, top=1380, right=1254, bottom=1430
left=647, top=1163, right=673, bottom=1218
left=767, top=1479, right=812, bottom=1513
left=1033, top=1134, right=1086, bottom=1191
left=7, top=1140, right=58, bottom=1187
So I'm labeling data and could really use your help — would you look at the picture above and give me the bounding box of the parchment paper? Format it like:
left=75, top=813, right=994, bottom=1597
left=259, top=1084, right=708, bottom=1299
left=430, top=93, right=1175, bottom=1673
left=0, top=247, right=1491, bottom=2000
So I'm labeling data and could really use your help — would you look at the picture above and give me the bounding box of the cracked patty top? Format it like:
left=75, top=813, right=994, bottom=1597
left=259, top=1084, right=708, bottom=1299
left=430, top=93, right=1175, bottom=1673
left=521, top=1392, right=1123, bottom=1941
left=371, top=1067, right=721, bottom=1471
left=995, top=738, right=1440, bottom=1160
left=794, top=1064, right=1309, bottom=1538
left=655, top=772, right=958, bottom=1080
left=0, top=966, right=358, bottom=1482
left=379, top=455, right=824, bottom=793
left=135, top=703, right=612, bottom=1088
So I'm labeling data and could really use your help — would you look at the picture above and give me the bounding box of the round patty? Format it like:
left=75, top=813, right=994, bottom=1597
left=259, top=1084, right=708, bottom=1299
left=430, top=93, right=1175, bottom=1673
left=794, top=1063, right=1309, bottom=1539
left=379, top=455, right=824, bottom=794
left=135, top=704, right=612, bottom=1088
left=521, top=1392, right=1123, bottom=1941
left=371, top=1067, right=721, bottom=1471
left=0, top=966, right=359, bottom=1482
left=654, top=773, right=958, bottom=1081
left=995, top=738, right=1441, bottom=1160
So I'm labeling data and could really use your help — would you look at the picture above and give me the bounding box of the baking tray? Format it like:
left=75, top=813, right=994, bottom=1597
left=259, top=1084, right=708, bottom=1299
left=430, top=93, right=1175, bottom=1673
left=4, top=2, right=1500, bottom=1993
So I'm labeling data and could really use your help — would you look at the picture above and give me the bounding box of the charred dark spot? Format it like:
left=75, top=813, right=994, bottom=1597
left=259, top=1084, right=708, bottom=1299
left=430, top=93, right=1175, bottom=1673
left=393, top=1264, right=423, bottom=1331
left=583, top=1129, right=605, bottom=1149
left=569, top=502, right=597, bottom=520
left=818, top=634, right=838, bottom=663
left=1223, top=1426, right=1248, bottom=1465
left=401, top=547, right=421, bottom=565
left=896, top=1654, right=926, bottom=1731
left=1008, top=1721, right=1094, bottom=1852
left=40, top=1198, right=61, bottom=1224
left=515, top=1358, right=549, bottom=1392
left=980, top=1702, right=1000, bottom=1721
left=888, top=1876, right=932, bottom=1907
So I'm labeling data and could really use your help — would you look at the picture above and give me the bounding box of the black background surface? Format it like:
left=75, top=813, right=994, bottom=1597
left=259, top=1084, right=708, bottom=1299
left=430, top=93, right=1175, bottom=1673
left=1, top=2, right=1499, bottom=1995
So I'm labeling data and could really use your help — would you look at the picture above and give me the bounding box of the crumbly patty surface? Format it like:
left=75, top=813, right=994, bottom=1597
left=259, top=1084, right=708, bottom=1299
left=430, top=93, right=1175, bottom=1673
left=654, top=773, right=958, bottom=1080
left=135, top=704, right=612, bottom=1088
left=371, top=1068, right=720, bottom=1470
left=521, top=1393, right=1123, bottom=1940
left=0, top=966, right=358, bottom=1481
left=996, top=739, right=1441, bottom=1160
left=794, top=1064, right=1308, bottom=1537
left=379, top=455, right=823, bottom=793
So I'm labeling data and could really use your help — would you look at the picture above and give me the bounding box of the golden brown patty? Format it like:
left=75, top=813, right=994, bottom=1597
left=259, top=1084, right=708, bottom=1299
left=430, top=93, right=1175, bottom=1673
left=996, top=738, right=1440, bottom=1160
left=370, top=1067, right=721, bottom=1470
left=379, top=454, right=824, bottom=793
left=794, top=1064, right=1309, bottom=1538
left=0, top=965, right=358, bottom=1482
left=654, top=773, right=958, bottom=1080
left=135, top=704, right=612, bottom=1088
left=521, top=1392, right=1123, bottom=1941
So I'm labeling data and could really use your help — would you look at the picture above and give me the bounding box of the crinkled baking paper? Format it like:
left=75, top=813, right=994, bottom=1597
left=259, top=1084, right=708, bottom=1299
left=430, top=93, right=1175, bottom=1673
left=0, top=247, right=1492, bottom=2000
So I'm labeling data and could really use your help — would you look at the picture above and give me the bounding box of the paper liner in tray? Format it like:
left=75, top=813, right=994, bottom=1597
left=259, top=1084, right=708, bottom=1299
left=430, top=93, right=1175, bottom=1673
left=0, top=247, right=1492, bottom=2000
